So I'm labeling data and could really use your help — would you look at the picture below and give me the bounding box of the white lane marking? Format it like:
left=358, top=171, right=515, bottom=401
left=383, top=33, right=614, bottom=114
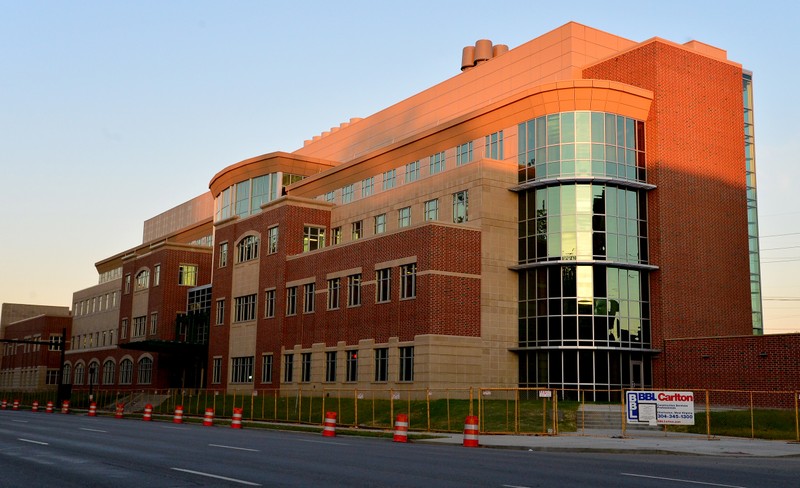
left=162, top=426, right=188, bottom=430
left=18, top=438, right=48, bottom=446
left=80, top=427, right=108, bottom=433
left=171, top=467, right=261, bottom=486
left=12, top=420, right=28, bottom=423
left=502, top=485, right=532, bottom=488
left=294, top=438, right=350, bottom=446
left=209, top=443, right=260, bottom=452
left=621, top=473, right=747, bottom=488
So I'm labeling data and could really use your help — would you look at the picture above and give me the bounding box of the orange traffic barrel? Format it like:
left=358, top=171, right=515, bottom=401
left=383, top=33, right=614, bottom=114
left=231, top=408, right=243, bottom=429
left=1, top=399, right=6, bottom=409
left=393, top=413, right=409, bottom=443
left=46, top=401, right=54, bottom=413
left=61, top=400, right=70, bottom=414
left=115, top=403, right=125, bottom=419
left=31, top=401, right=39, bottom=412
left=322, top=411, right=337, bottom=437
left=203, top=408, right=214, bottom=427
left=12, top=399, right=19, bottom=411
left=88, top=402, right=97, bottom=417
left=173, top=405, right=184, bottom=424
left=463, top=415, right=479, bottom=447
left=142, top=403, right=153, bottom=421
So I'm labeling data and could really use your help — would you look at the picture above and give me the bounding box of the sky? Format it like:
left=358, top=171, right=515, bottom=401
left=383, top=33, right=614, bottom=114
left=1, top=1, right=798, bottom=334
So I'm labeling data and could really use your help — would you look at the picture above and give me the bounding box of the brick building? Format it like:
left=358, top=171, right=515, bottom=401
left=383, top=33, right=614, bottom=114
left=0, top=313, right=70, bottom=391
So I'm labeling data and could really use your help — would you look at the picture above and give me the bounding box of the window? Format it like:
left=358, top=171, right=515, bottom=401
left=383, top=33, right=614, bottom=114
left=283, top=354, right=294, bottom=382
left=135, top=270, right=149, bottom=290
left=234, top=294, right=257, bottom=322
left=301, top=353, right=312, bottom=382
left=178, top=264, right=198, bottom=286
left=303, top=226, right=326, bottom=252
left=87, top=362, right=99, bottom=385
left=485, top=130, right=504, bottom=160
left=325, top=191, right=335, bottom=203
left=352, top=221, right=363, bottom=240
left=453, top=190, right=469, bottom=223
left=261, top=354, right=273, bottom=383
left=374, top=214, right=386, bottom=234
left=268, top=226, right=279, bottom=254
left=235, top=180, right=251, bottom=217
left=374, top=348, right=388, bottom=382
left=133, top=316, right=146, bottom=338
left=219, top=243, right=228, bottom=267
left=325, top=351, right=337, bottom=382
left=456, top=141, right=473, bottom=166
left=62, top=364, right=72, bottom=384
left=327, top=278, right=340, bottom=310
left=124, top=274, right=131, bottom=294
left=216, top=299, right=225, bottom=325
left=376, top=268, right=391, bottom=303
left=348, top=274, right=362, bottom=307
left=251, top=174, right=272, bottom=213
left=119, top=359, right=133, bottom=385
left=138, top=357, right=153, bottom=384
left=102, top=360, right=115, bottom=385
left=361, top=177, right=374, bottom=197
left=400, top=263, right=417, bottom=299
left=48, top=334, right=62, bottom=351
left=346, top=350, right=358, bottom=382
left=424, top=199, right=439, bottom=221
left=74, top=363, right=85, bottom=385
left=399, top=346, right=414, bottom=382
left=237, top=235, right=259, bottom=263
left=342, top=184, right=354, bottom=203
left=121, top=319, right=128, bottom=339
left=231, top=356, right=254, bottom=383
left=398, top=207, right=411, bottom=228
left=46, top=370, right=59, bottom=385
left=332, top=227, right=342, bottom=245
left=150, top=312, right=158, bottom=335
left=212, top=357, right=222, bottom=384
left=265, top=289, right=276, bottom=318
left=153, top=265, right=160, bottom=286
left=303, top=283, right=315, bottom=313
left=429, top=151, right=445, bottom=175
left=405, top=161, right=420, bottom=183
left=382, top=169, right=396, bottom=190
left=286, top=287, right=297, bottom=315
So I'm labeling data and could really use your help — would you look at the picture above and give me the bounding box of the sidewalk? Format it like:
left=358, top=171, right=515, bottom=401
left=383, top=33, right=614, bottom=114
left=418, top=429, right=800, bottom=457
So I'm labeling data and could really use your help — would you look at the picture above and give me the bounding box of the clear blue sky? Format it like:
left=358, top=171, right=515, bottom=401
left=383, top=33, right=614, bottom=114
left=1, top=1, right=798, bottom=333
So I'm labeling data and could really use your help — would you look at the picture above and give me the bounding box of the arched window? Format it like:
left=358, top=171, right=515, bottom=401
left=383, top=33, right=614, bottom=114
left=137, top=357, right=153, bottom=385
left=87, top=361, right=100, bottom=385
left=74, top=363, right=85, bottom=385
left=237, top=235, right=259, bottom=263
left=119, top=359, right=133, bottom=385
left=135, top=269, right=150, bottom=290
left=62, top=363, right=72, bottom=385
left=102, top=360, right=115, bottom=385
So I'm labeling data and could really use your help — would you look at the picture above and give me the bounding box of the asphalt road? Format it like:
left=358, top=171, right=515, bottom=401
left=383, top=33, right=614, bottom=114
left=0, top=410, right=797, bottom=487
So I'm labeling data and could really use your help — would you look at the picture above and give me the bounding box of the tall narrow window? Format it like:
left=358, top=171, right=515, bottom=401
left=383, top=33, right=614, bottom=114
left=374, top=214, right=386, bottom=234
left=268, top=226, right=279, bottom=254
left=382, top=169, right=396, bottom=190
left=327, top=278, right=340, bottom=310
left=348, top=274, right=362, bottom=307
left=352, top=221, right=363, bottom=240
left=424, top=199, right=439, bottom=221
left=265, top=289, right=276, bottom=318
left=119, top=359, right=133, bottom=385
left=485, top=130, right=504, bottom=160
left=405, top=160, right=420, bottom=183
left=346, top=350, right=358, bottom=382
left=301, top=353, right=312, bottom=383
left=303, top=283, right=315, bottom=313
left=138, top=357, right=153, bottom=385
left=216, top=299, right=225, bottom=325
left=124, top=274, right=131, bottom=294
left=342, top=184, right=354, bottom=203
left=325, top=351, right=337, bottom=382
left=303, top=226, right=326, bottom=252
left=283, top=354, right=294, bottom=382
left=332, top=227, right=342, bottom=245
left=456, top=141, right=473, bottom=166
left=261, top=354, right=273, bottom=383
left=212, top=357, right=222, bottom=384
left=398, top=207, right=411, bottom=228
left=374, top=348, right=388, bottom=382
left=429, top=151, right=445, bottom=175
left=399, top=346, right=414, bottom=382
left=286, top=287, right=297, bottom=315
left=376, top=268, right=391, bottom=303
left=153, top=265, right=160, bottom=286
left=400, top=263, right=417, bottom=299
left=150, top=312, right=158, bottom=335
left=219, top=242, right=229, bottom=267
left=453, top=190, right=469, bottom=223
left=361, top=177, right=374, bottom=197
left=235, top=180, right=251, bottom=217
left=121, top=319, right=128, bottom=340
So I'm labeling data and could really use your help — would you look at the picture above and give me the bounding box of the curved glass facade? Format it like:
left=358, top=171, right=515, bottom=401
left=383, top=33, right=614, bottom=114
left=214, top=172, right=305, bottom=222
left=515, top=111, right=652, bottom=398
